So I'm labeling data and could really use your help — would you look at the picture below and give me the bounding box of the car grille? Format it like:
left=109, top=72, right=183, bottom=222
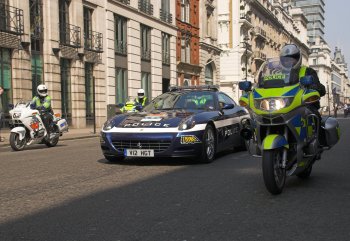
left=112, top=140, right=172, bottom=153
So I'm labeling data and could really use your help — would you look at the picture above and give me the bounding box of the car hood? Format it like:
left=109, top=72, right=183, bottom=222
left=115, top=110, right=197, bottom=128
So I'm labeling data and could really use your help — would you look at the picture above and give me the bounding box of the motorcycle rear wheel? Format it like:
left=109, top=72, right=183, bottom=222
left=9, top=133, right=27, bottom=151
left=262, top=149, right=286, bottom=195
left=45, top=126, right=60, bottom=147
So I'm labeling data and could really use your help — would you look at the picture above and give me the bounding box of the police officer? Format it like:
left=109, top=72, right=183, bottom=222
left=32, top=84, right=54, bottom=134
left=134, top=89, right=149, bottom=107
left=280, top=44, right=326, bottom=115
left=121, top=98, right=136, bottom=113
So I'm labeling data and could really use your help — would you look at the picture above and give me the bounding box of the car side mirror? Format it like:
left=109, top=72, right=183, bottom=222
left=222, top=103, right=235, bottom=110
left=8, top=104, right=14, bottom=110
left=300, top=76, right=314, bottom=87
left=239, top=81, right=252, bottom=91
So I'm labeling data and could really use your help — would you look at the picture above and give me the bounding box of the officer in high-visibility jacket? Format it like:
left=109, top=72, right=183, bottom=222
left=32, top=84, right=54, bottom=134
left=121, top=98, right=136, bottom=113
left=134, top=89, right=149, bottom=107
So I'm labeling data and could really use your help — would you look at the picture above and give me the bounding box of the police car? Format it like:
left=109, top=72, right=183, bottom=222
left=100, top=85, right=249, bottom=163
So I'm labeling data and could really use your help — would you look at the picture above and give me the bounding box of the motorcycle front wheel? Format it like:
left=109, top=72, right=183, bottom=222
left=262, top=149, right=286, bottom=195
left=9, top=133, right=27, bottom=151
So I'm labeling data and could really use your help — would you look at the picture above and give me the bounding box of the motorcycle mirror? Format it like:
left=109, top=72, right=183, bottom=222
left=8, top=104, right=14, bottom=110
left=239, top=81, right=252, bottom=91
left=300, top=76, right=314, bottom=87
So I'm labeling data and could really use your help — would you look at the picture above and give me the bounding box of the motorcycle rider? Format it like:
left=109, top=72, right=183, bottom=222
left=32, top=84, right=54, bottom=135
left=279, top=44, right=326, bottom=115
left=134, top=89, right=149, bottom=108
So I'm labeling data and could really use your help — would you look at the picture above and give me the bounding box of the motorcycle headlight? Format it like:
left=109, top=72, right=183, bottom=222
left=178, top=117, right=196, bottom=130
left=103, top=119, right=114, bottom=131
left=254, top=98, right=293, bottom=112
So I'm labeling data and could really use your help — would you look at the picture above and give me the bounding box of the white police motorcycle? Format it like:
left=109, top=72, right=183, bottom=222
left=8, top=101, right=68, bottom=151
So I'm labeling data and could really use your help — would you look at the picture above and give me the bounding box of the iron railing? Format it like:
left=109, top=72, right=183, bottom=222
left=160, top=9, right=172, bottom=24
left=0, top=3, right=24, bottom=35
left=162, top=52, right=170, bottom=65
left=254, top=51, right=266, bottom=60
left=115, top=40, right=127, bottom=55
left=141, top=49, right=151, bottom=61
left=84, top=30, right=103, bottom=52
left=254, top=26, right=267, bottom=39
left=59, top=23, right=81, bottom=48
left=138, top=0, right=153, bottom=16
left=116, top=0, right=130, bottom=4
left=240, top=13, right=251, bottom=22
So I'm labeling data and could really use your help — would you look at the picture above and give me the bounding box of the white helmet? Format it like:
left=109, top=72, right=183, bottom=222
left=137, top=89, right=145, bottom=98
left=37, top=84, right=48, bottom=97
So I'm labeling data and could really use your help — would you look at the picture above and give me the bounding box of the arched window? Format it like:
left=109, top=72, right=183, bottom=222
left=205, top=63, right=214, bottom=85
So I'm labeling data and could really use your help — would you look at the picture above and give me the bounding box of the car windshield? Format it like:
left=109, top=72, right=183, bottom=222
left=143, top=91, right=216, bottom=112
left=257, top=57, right=299, bottom=88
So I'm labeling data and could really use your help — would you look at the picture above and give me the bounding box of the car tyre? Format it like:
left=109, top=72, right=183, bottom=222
left=199, top=125, right=216, bottom=164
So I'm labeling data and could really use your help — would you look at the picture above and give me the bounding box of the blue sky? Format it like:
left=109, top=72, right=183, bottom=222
left=325, top=0, right=349, bottom=65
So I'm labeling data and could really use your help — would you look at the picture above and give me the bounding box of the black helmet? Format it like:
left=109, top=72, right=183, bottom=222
left=280, top=44, right=301, bottom=69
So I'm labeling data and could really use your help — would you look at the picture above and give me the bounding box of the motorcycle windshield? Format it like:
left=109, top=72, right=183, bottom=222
left=257, top=57, right=299, bottom=89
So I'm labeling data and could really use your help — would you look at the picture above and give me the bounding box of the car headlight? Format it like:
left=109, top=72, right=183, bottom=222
left=103, top=119, right=114, bottom=131
left=254, top=98, right=293, bottom=112
left=178, top=117, right=196, bottom=130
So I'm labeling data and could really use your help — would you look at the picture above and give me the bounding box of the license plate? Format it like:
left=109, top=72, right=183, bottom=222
left=124, top=149, right=154, bottom=157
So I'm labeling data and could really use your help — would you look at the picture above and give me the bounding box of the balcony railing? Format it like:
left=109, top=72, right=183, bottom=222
left=141, top=49, right=151, bottom=61
left=254, top=26, right=267, bottom=41
left=162, top=52, right=170, bottom=65
left=254, top=51, right=266, bottom=61
left=59, top=23, right=81, bottom=48
left=115, top=40, right=127, bottom=55
left=116, top=0, right=130, bottom=4
left=138, top=0, right=153, bottom=16
left=160, top=9, right=172, bottom=24
left=0, top=3, right=24, bottom=35
left=85, top=31, right=103, bottom=52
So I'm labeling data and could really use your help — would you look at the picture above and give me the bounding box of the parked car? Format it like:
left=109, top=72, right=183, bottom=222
left=100, top=85, right=249, bottom=163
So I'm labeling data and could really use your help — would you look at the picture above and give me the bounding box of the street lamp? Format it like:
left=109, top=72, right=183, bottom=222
left=243, top=35, right=250, bottom=81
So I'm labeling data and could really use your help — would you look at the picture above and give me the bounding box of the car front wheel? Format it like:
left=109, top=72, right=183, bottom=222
left=199, top=125, right=216, bottom=163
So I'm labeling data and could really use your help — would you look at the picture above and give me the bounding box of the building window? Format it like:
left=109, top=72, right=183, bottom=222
left=140, top=24, right=151, bottom=61
left=205, top=63, right=214, bottom=85
left=181, top=35, right=191, bottom=63
left=85, top=63, right=94, bottom=125
left=60, top=58, right=71, bottom=124
left=141, top=72, right=151, bottom=99
left=313, top=58, right=317, bottom=65
left=181, top=0, right=190, bottom=23
left=116, top=68, right=128, bottom=104
left=31, top=54, right=43, bottom=96
left=115, top=15, right=127, bottom=55
left=0, top=48, right=12, bottom=114
left=162, top=32, right=170, bottom=65
left=59, top=0, right=70, bottom=44
left=83, top=7, right=93, bottom=49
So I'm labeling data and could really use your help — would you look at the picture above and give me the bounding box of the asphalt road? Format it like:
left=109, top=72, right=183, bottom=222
left=0, top=119, right=350, bottom=241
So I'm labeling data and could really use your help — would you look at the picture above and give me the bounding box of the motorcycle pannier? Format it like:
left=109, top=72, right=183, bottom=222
left=323, top=117, right=339, bottom=147
left=57, top=119, right=69, bottom=133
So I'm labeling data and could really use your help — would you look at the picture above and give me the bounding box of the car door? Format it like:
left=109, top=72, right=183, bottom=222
left=217, top=93, right=242, bottom=148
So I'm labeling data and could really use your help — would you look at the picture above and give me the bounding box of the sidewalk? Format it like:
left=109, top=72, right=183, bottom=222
left=0, top=128, right=100, bottom=147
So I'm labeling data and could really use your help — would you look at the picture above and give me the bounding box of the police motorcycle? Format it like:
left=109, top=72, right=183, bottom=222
left=8, top=101, right=69, bottom=151
left=238, top=57, right=340, bottom=195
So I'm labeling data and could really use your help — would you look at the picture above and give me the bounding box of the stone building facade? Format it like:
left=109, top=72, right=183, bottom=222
left=198, top=0, right=221, bottom=85
left=0, top=0, right=177, bottom=128
left=218, top=0, right=309, bottom=102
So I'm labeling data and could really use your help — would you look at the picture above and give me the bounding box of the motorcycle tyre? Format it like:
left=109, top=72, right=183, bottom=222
left=10, top=133, right=27, bottom=151
left=262, top=149, right=286, bottom=195
left=44, top=127, right=60, bottom=148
